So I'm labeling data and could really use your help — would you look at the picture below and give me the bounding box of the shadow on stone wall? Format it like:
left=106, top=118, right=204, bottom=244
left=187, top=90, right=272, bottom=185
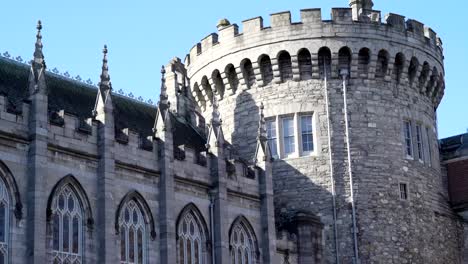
left=230, top=88, right=339, bottom=263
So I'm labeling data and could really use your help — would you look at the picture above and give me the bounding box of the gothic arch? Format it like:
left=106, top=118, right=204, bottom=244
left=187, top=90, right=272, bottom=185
left=176, top=203, right=209, bottom=240
left=46, top=174, right=93, bottom=227
left=0, top=161, right=22, bottom=220
left=176, top=203, right=210, bottom=264
left=228, top=216, right=260, bottom=263
left=115, top=190, right=156, bottom=240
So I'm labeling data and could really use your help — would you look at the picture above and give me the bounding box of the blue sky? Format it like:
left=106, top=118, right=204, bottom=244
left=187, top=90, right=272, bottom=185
left=0, top=0, right=466, bottom=138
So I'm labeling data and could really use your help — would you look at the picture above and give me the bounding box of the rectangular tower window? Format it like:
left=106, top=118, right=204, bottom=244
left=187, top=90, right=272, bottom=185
left=399, top=183, right=408, bottom=200
left=300, top=115, right=314, bottom=153
left=404, top=121, right=413, bottom=157
left=282, top=117, right=295, bottom=156
left=416, top=124, right=424, bottom=161
left=266, top=119, right=278, bottom=158
left=426, top=127, right=432, bottom=167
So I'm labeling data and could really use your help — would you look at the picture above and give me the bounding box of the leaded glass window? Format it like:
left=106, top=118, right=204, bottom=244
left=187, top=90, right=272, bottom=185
left=177, top=209, right=206, bottom=264
left=50, top=185, right=83, bottom=264
left=120, top=200, right=147, bottom=264
left=230, top=220, right=256, bottom=264
left=0, top=177, right=9, bottom=264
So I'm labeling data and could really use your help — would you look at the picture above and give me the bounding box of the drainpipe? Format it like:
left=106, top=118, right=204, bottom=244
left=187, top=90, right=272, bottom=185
left=209, top=191, right=216, bottom=264
left=324, top=63, right=340, bottom=264
left=340, top=68, right=360, bottom=264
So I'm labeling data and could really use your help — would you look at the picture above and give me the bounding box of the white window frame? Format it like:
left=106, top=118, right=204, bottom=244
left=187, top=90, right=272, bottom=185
left=280, top=115, right=296, bottom=158
left=403, top=120, right=413, bottom=159
left=298, top=113, right=316, bottom=156
left=266, top=118, right=279, bottom=159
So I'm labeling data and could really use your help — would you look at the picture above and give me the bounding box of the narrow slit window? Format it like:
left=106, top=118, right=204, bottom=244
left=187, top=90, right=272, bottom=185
left=301, top=115, right=314, bottom=153
left=426, top=127, right=432, bottom=167
left=399, top=183, right=408, bottom=200
left=282, top=117, right=295, bottom=156
left=266, top=120, right=278, bottom=158
left=416, top=124, right=424, bottom=161
left=404, top=121, right=413, bottom=157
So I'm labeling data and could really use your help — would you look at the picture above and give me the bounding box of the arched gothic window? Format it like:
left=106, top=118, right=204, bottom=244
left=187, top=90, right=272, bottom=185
left=119, top=200, right=147, bottom=264
left=177, top=205, right=208, bottom=264
left=50, top=184, right=84, bottom=264
left=0, top=177, right=10, bottom=263
left=229, top=217, right=258, bottom=264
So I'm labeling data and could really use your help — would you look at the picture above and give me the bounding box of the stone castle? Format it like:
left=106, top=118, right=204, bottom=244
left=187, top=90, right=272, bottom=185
left=0, top=0, right=466, bottom=263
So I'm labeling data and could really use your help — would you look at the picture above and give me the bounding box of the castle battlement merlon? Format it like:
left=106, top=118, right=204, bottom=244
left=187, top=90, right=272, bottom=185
left=186, top=8, right=443, bottom=66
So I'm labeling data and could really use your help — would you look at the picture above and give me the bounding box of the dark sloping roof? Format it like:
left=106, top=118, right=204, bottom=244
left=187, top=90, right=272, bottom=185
left=0, top=57, right=208, bottom=148
left=171, top=112, right=207, bottom=151
left=440, top=133, right=468, bottom=161
left=0, top=57, right=156, bottom=136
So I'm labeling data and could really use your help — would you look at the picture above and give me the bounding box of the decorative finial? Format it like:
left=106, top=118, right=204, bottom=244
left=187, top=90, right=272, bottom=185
left=99, top=44, right=111, bottom=90
left=92, top=45, right=113, bottom=117
left=32, top=20, right=45, bottom=67
left=258, top=103, right=267, bottom=142
left=159, top=65, right=169, bottom=110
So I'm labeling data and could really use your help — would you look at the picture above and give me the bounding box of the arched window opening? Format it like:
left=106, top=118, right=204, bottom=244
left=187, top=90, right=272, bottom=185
left=393, top=53, right=405, bottom=83
left=192, top=83, right=206, bottom=110
left=376, top=50, right=389, bottom=78
left=119, top=200, right=147, bottom=264
left=338, top=47, right=352, bottom=75
left=241, top=59, right=256, bottom=89
left=201, top=76, right=214, bottom=104
left=408, top=57, right=419, bottom=85
left=427, top=67, right=439, bottom=96
left=278, top=51, right=293, bottom=82
left=259, top=55, right=273, bottom=85
left=225, top=64, right=239, bottom=94
left=318, top=47, right=332, bottom=79
left=0, top=177, right=10, bottom=263
left=418, top=62, right=430, bottom=89
left=298, top=49, right=312, bottom=80
left=50, top=184, right=84, bottom=264
left=229, top=217, right=258, bottom=264
left=433, top=73, right=444, bottom=99
left=211, top=70, right=225, bottom=99
left=358, top=48, right=371, bottom=76
left=177, top=205, right=208, bottom=264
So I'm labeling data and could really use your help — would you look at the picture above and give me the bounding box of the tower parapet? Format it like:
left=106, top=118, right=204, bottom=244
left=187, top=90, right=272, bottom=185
left=185, top=8, right=445, bottom=110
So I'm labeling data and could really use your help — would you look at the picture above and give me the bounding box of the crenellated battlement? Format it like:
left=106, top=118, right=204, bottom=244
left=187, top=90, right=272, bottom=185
left=0, top=94, right=30, bottom=139
left=187, top=8, right=443, bottom=66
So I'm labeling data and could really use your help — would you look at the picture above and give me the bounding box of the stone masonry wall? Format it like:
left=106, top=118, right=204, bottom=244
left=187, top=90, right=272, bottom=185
left=186, top=7, right=461, bottom=264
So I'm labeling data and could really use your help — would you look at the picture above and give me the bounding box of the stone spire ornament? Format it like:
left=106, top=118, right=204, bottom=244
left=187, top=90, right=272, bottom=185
left=32, top=20, right=45, bottom=68
left=92, top=45, right=113, bottom=117
left=254, top=102, right=272, bottom=163
left=159, top=65, right=170, bottom=113
left=30, top=20, right=47, bottom=92
left=206, top=95, right=224, bottom=150
left=257, top=103, right=267, bottom=143
left=211, top=95, right=221, bottom=128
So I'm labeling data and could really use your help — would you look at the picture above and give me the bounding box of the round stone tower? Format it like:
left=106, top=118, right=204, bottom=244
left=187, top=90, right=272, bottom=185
left=183, top=1, right=460, bottom=263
